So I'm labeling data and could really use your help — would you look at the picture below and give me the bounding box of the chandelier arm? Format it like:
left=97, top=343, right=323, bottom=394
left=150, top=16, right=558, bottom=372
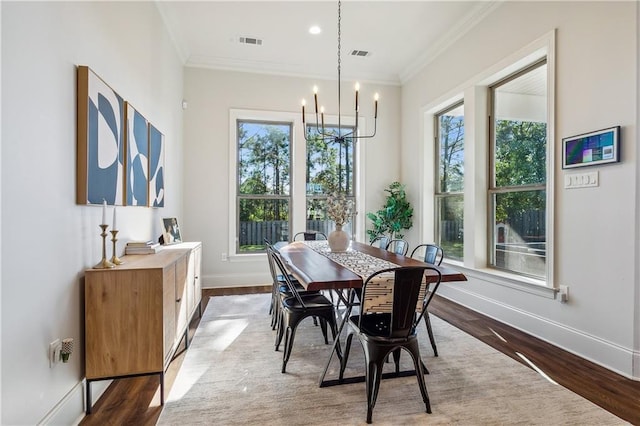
left=300, top=1, right=379, bottom=145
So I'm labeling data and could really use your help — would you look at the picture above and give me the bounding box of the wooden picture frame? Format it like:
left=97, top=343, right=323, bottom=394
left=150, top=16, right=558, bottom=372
left=76, top=65, right=125, bottom=205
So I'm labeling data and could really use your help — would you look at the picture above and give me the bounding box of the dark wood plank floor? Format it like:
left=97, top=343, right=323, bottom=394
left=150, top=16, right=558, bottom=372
left=80, top=288, right=640, bottom=426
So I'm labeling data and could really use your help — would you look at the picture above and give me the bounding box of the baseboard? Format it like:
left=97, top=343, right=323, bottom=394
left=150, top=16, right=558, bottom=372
left=37, top=379, right=111, bottom=425
left=438, top=285, right=638, bottom=380
left=202, top=272, right=269, bottom=288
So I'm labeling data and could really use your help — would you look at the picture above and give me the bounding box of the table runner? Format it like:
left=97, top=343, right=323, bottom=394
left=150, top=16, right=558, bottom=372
left=302, top=240, right=399, bottom=278
left=302, top=240, right=428, bottom=313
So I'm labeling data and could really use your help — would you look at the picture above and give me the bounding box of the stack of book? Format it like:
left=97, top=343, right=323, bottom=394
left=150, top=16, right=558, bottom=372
left=125, top=241, right=162, bottom=255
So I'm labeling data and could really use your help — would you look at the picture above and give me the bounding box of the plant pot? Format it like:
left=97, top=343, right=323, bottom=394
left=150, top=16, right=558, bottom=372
left=328, top=225, right=350, bottom=252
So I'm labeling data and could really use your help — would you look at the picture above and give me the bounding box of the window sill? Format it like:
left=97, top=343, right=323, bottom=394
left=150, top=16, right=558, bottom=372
left=227, top=253, right=265, bottom=263
left=443, top=260, right=556, bottom=299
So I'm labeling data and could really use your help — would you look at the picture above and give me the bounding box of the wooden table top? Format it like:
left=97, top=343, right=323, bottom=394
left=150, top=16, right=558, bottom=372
left=277, top=241, right=467, bottom=291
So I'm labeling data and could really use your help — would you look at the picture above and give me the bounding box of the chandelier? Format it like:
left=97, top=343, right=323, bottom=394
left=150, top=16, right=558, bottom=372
left=301, top=0, right=379, bottom=144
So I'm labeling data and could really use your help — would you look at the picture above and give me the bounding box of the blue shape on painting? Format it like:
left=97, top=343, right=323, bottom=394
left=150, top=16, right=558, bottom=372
left=130, top=155, right=148, bottom=204
left=127, top=108, right=149, bottom=206
left=152, top=168, right=165, bottom=207
left=87, top=96, right=122, bottom=205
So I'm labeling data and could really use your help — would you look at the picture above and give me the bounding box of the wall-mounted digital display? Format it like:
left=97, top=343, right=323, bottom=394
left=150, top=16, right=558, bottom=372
left=562, top=126, right=620, bottom=169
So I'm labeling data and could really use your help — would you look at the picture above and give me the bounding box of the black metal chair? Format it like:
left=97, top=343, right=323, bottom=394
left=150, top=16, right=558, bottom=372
left=386, top=239, right=409, bottom=256
left=293, top=231, right=327, bottom=241
left=410, top=243, right=444, bottom=356
left=370, top=235, right=390, bottom=250
left=339, top=266, right=440, bottom=423
left=410, top=243, right=444, bottom=266
left=270, top=248, right=339, bottom=373
left=265, top=239, right=318, bottom=331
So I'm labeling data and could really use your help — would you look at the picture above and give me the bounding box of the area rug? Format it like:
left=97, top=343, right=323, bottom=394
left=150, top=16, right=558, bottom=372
left=158, top=294, right=627, bottom=425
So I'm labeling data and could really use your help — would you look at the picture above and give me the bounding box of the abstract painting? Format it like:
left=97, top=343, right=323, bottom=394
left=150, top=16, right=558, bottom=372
left=148, top=124, right=165, bottom=207
left=76, top=66, right=125, bottom=205
left=124, top=102, right=149, bottom=206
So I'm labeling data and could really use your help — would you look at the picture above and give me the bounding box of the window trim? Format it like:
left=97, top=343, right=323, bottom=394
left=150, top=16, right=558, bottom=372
left=434, top=101, right=465, bottom=261
left=229, top=109, right=367, bottom=258
left=419, top=29, right=555, bottom=293
left=488, top=59, right=549, bottom=279
left=229, top=109, right=299, bottom=257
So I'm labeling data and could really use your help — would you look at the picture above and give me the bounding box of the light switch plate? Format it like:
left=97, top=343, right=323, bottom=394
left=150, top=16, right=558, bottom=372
left=564, top=171, right=598, bottom=189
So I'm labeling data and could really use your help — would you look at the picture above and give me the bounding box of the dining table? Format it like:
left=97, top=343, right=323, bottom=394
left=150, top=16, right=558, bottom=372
left=276, top=239, right=467, bottom=387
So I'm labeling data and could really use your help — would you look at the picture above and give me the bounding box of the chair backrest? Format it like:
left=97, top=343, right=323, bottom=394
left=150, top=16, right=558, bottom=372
left=370, top=236, right=390, bottom=249
left=387, top=239, right=409, bottom=256
left=264, top=239, right=281, bottom=287
left=410, top=243, right=444, bottom=265
left=293, top=231, right=327, bottom=241
left=359, top=266, right=441, bottom=338
left=267, top=244, right=307, bottom=307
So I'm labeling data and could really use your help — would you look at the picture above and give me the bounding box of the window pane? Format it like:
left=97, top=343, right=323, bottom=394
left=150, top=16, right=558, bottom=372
left=305, top=197, right=354, bottom=236
left=238, top=121, right=290, bottom=195
left=493, top=64, right=547, bottom=188
left=305, top=125, right=355, bottom=195
left=437, top=195, right=463, bottom=261
left=238, top=198, right=289, bottom=252
left=438, top=104, right=464, bottom=193
left=493, top=190, right=546, bottom=277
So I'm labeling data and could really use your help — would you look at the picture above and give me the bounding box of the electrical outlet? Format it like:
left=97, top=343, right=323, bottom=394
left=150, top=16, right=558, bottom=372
left=221, top=252, right=228, bottom=261
left=49, top=339, right=61, bottom=367
left=559, top=285, right=569, bottom=304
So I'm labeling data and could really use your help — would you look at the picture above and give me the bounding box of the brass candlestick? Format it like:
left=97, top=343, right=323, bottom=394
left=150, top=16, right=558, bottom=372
left=110, top=230, right=124, bottom=265
left=94, top=224, right=115, bottom=269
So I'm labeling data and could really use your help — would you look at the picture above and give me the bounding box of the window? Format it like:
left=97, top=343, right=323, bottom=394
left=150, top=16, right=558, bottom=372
left=435, top=103, right=464, bottom=260
left=305, top=124, right=356, bottom=236
left=236, top=120, right=291, bottom=253
left=489, top=60, right=547, bottom=278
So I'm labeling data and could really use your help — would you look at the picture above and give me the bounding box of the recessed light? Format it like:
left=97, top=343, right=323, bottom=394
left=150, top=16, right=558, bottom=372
left=309, top=25, right=321, bottom=35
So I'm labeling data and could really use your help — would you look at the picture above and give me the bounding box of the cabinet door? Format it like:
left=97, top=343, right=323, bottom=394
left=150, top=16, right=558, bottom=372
left=193, top=245, right=202, bottom=313
left=163, top=265, right=177, bottom=361
left=86, top=269, right=164, bottom=378
left=175, top=253, right=189, bottom=336
left=186, top=249, right=196, bottom=317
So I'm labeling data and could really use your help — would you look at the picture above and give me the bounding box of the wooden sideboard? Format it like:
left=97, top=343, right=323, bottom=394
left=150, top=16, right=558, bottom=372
left=84, top=242, right=202, bottom=414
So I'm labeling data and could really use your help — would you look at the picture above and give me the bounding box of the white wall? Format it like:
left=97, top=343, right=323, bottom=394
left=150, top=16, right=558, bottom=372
left=182, top=68, right=401, bottom=287
left=402, top=1, right=638, bottom=378
left=1, top=2, right=184, bottom=424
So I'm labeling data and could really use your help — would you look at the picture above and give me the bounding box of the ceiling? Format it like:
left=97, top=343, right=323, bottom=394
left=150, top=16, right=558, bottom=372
left=155, top=1, right=501, bottom=85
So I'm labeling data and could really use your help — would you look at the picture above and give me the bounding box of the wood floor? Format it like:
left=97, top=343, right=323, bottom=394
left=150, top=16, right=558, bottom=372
left=79, top=287, right=640, bottom=426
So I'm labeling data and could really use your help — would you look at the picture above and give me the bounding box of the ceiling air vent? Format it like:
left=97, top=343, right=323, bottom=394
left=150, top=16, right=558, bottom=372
left=238, top=36, right=263, bottom=46
left=350, top=50, right=369, bottom=57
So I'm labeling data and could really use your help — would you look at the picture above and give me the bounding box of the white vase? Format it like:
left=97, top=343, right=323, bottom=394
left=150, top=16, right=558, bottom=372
left=328, top=225, right=350, bottom=252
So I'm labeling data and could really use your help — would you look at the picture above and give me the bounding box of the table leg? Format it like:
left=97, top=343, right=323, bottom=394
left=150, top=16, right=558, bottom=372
left=319, top=289, right=356, bottom=387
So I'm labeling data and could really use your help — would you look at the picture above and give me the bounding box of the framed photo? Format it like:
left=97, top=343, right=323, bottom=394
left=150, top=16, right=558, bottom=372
left=562, top=126, right=620, bottom=169
left=162, top=217, right=182, bottom=245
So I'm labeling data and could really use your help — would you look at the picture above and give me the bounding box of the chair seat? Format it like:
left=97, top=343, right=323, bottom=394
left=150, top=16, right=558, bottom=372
left=278, top=284, right=319, bottom=296
left=276, top=274, right=298, bottom=283
left=282, top=293, right=334, bottom=311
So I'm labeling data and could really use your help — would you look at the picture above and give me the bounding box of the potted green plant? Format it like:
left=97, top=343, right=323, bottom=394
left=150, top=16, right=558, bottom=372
left=366, top=182, right=413, bottom=242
